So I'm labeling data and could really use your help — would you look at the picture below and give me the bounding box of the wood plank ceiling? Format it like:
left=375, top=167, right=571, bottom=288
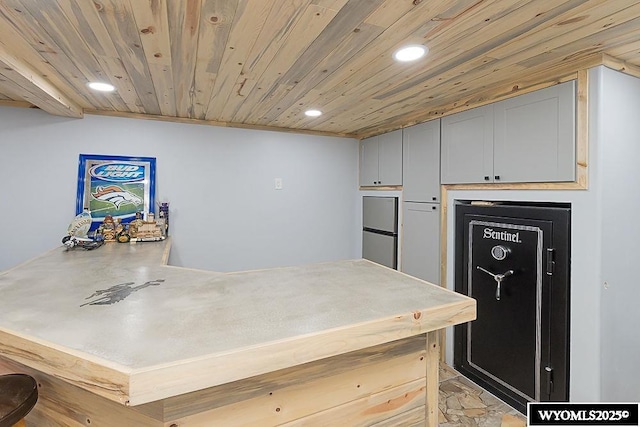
left=0, top=0, right=639, bottom=138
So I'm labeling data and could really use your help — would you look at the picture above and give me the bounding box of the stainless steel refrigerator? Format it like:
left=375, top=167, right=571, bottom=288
left=362, top=196, right=398, bottom=269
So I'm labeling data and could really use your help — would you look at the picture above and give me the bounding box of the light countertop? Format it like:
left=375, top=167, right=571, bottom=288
left=0, top=239, right=475, bottom=406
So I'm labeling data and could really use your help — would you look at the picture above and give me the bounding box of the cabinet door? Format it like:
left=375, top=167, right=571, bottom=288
left=359, top=136, right=379, bottom=186
left=403, top=120, right=441, bottom=202
left=401, top=202, right=440, bottom=285
left=441, top=104, right=494, bottom=184
left=377, top=129, right=402, bottom=186
left=494, top=81, right=576, bottom=183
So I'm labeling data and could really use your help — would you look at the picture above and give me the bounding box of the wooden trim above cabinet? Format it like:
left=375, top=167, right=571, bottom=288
left=601, top=54, right=640, bottom=79
left=359, top=185, right=402, bottom=191
left=575, top=68, right=589, bottom=190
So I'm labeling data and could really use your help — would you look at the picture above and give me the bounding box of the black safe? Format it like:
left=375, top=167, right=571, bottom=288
left=454, top=202, right=570, bottom=414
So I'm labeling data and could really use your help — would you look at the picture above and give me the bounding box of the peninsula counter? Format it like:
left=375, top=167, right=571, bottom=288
left=0, top=239, right=475, bottom=426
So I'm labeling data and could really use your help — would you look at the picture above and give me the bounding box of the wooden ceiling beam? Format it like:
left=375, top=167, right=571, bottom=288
left=0, top=99, right=32, bottom=108
left=0, top=43, right=83, bottom=118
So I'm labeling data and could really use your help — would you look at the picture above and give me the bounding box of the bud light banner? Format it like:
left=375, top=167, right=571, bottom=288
left=76, top=154, right=156, bottom=230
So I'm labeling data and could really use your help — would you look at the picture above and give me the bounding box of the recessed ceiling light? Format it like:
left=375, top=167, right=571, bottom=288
left=393, top=45, right=427, bottom=62
left=87, top=82, right=115, bottom=92
left=305, top=109, right=322, bottom=117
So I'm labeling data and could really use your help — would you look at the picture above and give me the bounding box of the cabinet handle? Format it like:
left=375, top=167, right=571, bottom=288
left=484, top=176, right=490, bottom=181
left=432, top=206, right=437, bottom=210
left=432, top=197, right=437, bottom=201
left=494, top=175, right=501, bottom=180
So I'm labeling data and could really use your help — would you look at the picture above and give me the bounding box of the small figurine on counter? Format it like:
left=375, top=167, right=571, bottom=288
left=128, top=211, right=144, bottom=238
left=134, top=213, right=165, bottom=242
left=61, top=207, right=168, bottom=249
left=114, top=218, right=124, bottom=234
left=97, top=215, right=117, bottom=242
left=61, top=209, right=104, bottom=251
left=115, top=218, right=131, bottom=243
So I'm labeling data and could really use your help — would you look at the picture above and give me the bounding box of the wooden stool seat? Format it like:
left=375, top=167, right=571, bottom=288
left=0, top=374, right=38, bottom=427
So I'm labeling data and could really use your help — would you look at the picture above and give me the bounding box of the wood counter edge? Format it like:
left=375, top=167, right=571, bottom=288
left=1, top=237, right=172, bottom=273
left=127, top=298, right=476, bottom=406
left=0, top=327, right=132, bottom=405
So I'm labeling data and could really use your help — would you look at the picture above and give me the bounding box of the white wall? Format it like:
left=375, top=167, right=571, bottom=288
left=0, top=107, right=360, bottom=272
left=597, top=67, right=640, bottom=402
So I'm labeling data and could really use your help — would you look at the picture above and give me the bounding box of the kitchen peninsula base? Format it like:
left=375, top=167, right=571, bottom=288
left=1, top=332, right=438, bottom=426
left=0, top=240, right=474, bottom=426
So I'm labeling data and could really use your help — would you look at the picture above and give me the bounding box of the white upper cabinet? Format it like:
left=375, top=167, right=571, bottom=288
left=441, top=105, right=494, bottom=184
left=360, top=135, right=380, bottom=186
left=402, top=119, right=441, bottom=202
left=441, top=80, right=576, bottom=184
left=359, top=129, right=402, bottom=187
left=493, top=81, right=576, bottom=183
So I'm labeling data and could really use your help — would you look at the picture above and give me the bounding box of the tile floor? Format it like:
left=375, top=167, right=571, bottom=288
left=439, top=363, right=527, bottom=427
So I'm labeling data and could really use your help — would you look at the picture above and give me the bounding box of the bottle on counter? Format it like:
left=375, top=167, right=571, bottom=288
left=158, top=201, right=169, bottom=236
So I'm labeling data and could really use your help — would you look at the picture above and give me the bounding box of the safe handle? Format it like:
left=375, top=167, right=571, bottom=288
left=476, top=266, right=514, bottom=301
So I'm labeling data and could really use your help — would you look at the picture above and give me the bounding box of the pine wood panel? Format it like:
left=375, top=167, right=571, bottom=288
left=280, top=380, right=426, bottom=427
left=283, top=0, right=537, bottom=130
left=310, top=0, right=604, bottom=134
left=230, top=1, right=344, bottom=123
left=95, top=0, right=162, bottom=115
left=602, top=54, right=640, bottom=79
left=369, top=406, right=425, bottom=427
left=606, top=41, right=640, bottom=63
left=217, top=0, right=322, bottom=122
left=1, top=0, right=639, bottom=137
left=9, top=0, right=127, bottom=113
left=0, top=357, right=161, bottom=427
left=425, top=331, right=440, bottom=426
left=201, top=0, right=272, bottom=121
left=272, top=0, right=470, bottom=129
left=250, top=0, right=390, bottom=125
left=0, top=328, right=131, bottom=405
left=0, top=9, right=87, bottom=109
left=0, top=33, right=82, bottom=117
left=54, top=0, right=144, bottom=113
left=0, top=335, right=437, bottom=426
left=156, top=335, right=427, bottom=421
left=162, top=335, right=427, bottom=426
left=0, top=1, right=109, bottom=111
left=129, top=0, right=177, bottom=117
left=166, top=0, right=202, bottom=118
left=191, top=0, right=239, bottom=120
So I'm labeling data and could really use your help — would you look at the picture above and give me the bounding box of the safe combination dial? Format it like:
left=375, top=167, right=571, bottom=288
left=491, top=245, right=510, bottom=261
